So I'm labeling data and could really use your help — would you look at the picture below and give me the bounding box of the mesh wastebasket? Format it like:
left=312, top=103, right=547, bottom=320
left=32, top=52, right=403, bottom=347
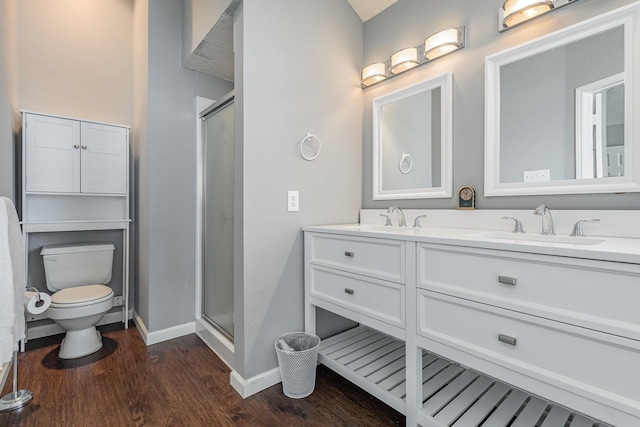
left=274, top=331, right=321, bottom=398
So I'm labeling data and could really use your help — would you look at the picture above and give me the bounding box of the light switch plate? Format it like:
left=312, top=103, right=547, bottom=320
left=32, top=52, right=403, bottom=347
left=523, top=169, right=550, bottom=182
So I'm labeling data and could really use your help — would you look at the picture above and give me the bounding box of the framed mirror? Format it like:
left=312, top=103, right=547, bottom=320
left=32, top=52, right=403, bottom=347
left=373, top=72, right=453, bottom=200
left=485, top=3, right=640, bottom=196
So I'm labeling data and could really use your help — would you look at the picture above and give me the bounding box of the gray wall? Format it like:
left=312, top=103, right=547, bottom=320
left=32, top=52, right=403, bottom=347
left=500, top=47, right=568, bottom=182
left=132, top=0, right=150, bottom=328
left=501, top=26, right=624, bottom=183
left=133, top=0, right=233, bottom=333
left=0, top=0, right=18, bottom=201
left=363, top=0, right=640, bottom=209
left=237, top=0, right=363, bottom=378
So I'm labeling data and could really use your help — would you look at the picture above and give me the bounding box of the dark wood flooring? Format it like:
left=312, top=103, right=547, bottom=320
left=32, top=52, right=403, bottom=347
left=0, top=324, right=404, bottom=426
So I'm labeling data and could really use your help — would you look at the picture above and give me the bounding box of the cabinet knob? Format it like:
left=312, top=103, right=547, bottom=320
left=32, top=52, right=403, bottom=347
left=73, top=144, right=80, bottom=149
left=498, top=276, right=517, bottom=286
left=498, top=334, right=517, bottom=346
left=344, top=251, right=354, bottom=257
left=344, top=288, right=354, bottom=295
left=81, top=145, right=88, bottom=149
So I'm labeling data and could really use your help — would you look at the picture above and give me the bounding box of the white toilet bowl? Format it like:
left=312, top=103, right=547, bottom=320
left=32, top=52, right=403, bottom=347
left=41, top=243, right=116, bottom=360
left=47, top=284, right=114, bottom=359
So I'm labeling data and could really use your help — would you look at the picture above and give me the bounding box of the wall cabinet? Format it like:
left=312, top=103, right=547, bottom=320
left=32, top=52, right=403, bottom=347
left=304, top=229, right=640, bottom=427
left=21, top=111, right=131, bottom=340
left=25, top=113, right=127, bottom=194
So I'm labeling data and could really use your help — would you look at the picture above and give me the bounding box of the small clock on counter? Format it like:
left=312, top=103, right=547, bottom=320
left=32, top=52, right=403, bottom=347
left=457, top=186, right=476, bottom=210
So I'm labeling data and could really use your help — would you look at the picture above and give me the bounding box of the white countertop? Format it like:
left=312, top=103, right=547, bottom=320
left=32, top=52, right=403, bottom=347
left=303, top=223, right=640, bottom=264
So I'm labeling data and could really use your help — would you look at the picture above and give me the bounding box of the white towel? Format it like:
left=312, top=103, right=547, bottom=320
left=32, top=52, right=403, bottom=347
left=0, top=197, right=25, bottom=363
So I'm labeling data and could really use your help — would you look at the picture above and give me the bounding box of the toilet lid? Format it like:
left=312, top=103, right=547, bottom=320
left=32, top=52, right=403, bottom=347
left=51, top=285, right=114, bottom=305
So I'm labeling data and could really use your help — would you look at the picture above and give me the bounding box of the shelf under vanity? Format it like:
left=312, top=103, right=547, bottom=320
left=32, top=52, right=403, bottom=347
left=320, top=326, right=608, bottom=427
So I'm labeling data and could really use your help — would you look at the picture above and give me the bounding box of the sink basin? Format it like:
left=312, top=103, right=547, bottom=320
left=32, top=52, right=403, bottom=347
left=471, top=231, right=604, bottom=246
left=340, top=224, right=405, bottom=232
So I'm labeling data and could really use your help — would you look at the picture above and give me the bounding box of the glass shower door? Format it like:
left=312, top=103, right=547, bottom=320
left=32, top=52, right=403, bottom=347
left=202, top=96, right=234, bottom=339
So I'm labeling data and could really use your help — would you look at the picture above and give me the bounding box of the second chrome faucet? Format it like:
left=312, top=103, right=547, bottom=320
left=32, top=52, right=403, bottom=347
left=387, top=206, right=406, bottom=227
left=533, top=204, right=555, bottom=235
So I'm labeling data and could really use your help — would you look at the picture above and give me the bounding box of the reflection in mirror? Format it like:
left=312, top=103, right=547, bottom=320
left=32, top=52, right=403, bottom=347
left=485, top=3, right=640, bottom=196
left=499, top=26, right=623, bottom=184
left=373, top=72, right=452, bottom=200
left=381, top=88, right=441, bottom=189
left=576, top=74, right=624, bottom=179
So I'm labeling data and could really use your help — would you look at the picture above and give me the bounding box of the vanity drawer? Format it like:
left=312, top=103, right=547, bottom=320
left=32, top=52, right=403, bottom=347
left=309, top=266, right=405, bottom=329
left=418, top=290, right=640, bottom=412
left=417, top=243, right=640, bottom=340
left=307, top=233, right=405, bottom=283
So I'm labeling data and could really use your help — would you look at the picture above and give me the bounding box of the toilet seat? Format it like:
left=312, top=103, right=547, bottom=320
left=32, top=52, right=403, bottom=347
left=50, top=284, right=114, bottom=308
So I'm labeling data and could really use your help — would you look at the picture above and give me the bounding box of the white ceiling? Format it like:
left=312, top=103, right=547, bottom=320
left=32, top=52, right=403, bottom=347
left=346, top=0, right=398, bottom=22
left=184, top=0, right=396, bottom=81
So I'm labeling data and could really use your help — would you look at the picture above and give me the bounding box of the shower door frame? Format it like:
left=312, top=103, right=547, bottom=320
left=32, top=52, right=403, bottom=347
left=195, top=91, right=236, bottom=353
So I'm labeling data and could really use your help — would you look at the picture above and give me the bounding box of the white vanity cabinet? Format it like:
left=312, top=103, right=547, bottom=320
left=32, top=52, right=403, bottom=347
left=304, top=232, right=410, bottom=414
left=306, top=233, right=406, bottom=336
left=417, top=243, right=640, bottom=426
left=304, top=225, right=640, bottom=427
left=24, top=113, right=128, bottom=195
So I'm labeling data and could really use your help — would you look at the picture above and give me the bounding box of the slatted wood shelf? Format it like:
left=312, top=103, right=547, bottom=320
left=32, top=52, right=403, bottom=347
left=319, top=326, right=610, bottom=427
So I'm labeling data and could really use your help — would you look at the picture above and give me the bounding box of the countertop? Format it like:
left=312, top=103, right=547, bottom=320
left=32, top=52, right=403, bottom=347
left=303, top=224, right=640, bottom=264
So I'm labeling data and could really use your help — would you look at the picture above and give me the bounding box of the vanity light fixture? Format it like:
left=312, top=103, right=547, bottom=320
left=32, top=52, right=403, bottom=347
left=390, top=47, right=419, bottom=74
left=361, top=26, right=465, bottom=87
left=362, top=62, right=387, bottom=87
left=499, top=0, right=581, bottom=32
left=424, top=27, right=465, bottom=60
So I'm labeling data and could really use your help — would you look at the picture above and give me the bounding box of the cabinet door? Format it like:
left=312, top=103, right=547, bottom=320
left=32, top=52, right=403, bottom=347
left=25, top=114, right=80, bottom=193
left=80, top=122, right=128, bottom=194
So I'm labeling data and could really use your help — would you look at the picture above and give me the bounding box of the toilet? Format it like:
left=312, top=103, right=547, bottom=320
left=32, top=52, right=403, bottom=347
left=41, top=243, right=115, bottom=359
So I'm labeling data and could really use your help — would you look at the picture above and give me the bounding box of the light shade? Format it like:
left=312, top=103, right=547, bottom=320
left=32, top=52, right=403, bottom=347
left=424, top=27, right=464, bottom=61
left=361, top=62, right=387, bottom=87
left=503, top=0, right=554, bottom=28
left=390, top=47, right=419, bottom=74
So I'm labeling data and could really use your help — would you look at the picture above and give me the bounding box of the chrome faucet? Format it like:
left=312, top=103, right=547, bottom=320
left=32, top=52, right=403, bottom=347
left=379, top=213, right=392, bottom=226
left=502, top=216, right=525, bottom=234
left=533, top=204, right=555, bottom=235
left=570, top=218, right=600, bottom=237
left=387, top=206, right=406, bottom=227
left=413, top=215, right=427, bottom=228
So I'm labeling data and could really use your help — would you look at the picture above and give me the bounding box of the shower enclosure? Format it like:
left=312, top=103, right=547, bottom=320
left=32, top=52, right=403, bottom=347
left=201, top=93, right=235, bottom=340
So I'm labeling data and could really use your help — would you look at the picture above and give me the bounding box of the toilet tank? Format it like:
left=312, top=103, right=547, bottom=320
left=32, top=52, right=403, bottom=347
left=40, top=243, right=115, bottom=292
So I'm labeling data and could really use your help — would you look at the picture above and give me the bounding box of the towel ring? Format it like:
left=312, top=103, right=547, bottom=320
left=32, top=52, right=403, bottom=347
left=300, top=133, right=321, bottom=161
left=399, top=153, right=413, bottom=174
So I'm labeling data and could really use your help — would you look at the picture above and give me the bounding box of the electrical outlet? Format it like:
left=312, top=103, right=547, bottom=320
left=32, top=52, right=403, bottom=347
left=523, top=169, right=550, bottom=182
left=288, top=191, right=299, bottom=212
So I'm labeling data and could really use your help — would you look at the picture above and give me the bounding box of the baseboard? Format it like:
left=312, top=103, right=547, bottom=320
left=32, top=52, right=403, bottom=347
left=195, top=318, right=234, bottom=369
left=230, top=367, right=282, bottom=398
left=26, top=309, right=132, bottom=341
left=132, top=312, right=195, bottom=346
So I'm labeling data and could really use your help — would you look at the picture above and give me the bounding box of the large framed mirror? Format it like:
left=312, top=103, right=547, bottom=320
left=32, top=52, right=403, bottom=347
left=485, top=3, right=640, bottom=196
left=373, top=72, right=453, bottom=200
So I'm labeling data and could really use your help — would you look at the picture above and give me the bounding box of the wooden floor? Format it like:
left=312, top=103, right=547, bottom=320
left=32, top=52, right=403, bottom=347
left=0, top=324, right=404, bottom=426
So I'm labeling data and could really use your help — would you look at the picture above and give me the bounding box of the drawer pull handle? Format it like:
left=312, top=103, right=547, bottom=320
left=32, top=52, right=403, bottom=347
left=344, top=288, right=354, bottom=295
left=344, top=251, right=354, bottom=257
left=498, top=276, right=517, bottom=286
left=498, top=334, right=517, bottom=346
